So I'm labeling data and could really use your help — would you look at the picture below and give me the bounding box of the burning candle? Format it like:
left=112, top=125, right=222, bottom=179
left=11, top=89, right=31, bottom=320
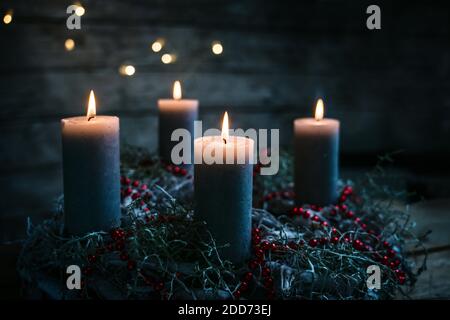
left=294, top=99, right=340, bottom=206
left=158, top=81, right=198, bottom=165
left=194, top=112, right=254, bottom=263
left=61, top=90, right=121, bottom=234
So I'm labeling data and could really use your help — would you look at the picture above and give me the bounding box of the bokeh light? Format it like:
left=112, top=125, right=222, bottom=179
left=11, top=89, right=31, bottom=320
left=65, top=39, right=75, bottom=51
left=212, top=41, right=223, bottom=55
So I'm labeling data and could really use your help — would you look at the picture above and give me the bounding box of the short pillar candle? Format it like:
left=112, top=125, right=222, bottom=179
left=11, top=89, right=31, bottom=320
left=294, top=99, right=340, bottom=206
left=61, top=91, right=121, bottom=234
left=194, top=112, right=254, bottom=263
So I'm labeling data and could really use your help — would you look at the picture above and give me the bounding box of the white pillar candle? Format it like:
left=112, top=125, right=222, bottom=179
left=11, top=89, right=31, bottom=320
left=158, top=81, right=198, bottom=165
left=294, top=99, right=340, bottom=206
left=194, top=112, right=254, bottom=263
left=61, top=91, right=121, bottom=234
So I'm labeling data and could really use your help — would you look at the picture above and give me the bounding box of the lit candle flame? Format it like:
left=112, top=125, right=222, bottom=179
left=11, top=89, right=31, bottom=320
left=173, top=81, right=182, bottom=100
left=315, top=98, right=324, bottom=121
left=87, top=90, right=96, bottom=121
left=221, top=112, right=229, bottom=144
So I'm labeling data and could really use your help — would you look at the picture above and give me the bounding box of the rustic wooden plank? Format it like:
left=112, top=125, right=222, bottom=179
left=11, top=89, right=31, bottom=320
left=409, top=199, right=450, bottom=248
left=407, top=250, right=450, bottom=299
left=2, top=0, right=449, bottom=38
left=0, top=24, right=405, bottom=74
left=2, top=105, right=448, bottom=173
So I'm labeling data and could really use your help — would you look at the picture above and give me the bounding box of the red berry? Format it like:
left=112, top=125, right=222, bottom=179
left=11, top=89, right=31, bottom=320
left=127, top=260, right=136, bottom=270
left=264, top=277, right=274, bottom=288
left=180, top=168, right=187, bottom=176
left=173, top=166, right=181, bottom=174
left=131, top=192, right=140, bottom=200
left=140, top=184, right=148, bottom=190
left=321, top=221, right=328, bottom=227
left=343, top=186, right=353, bottom=196
left=124, top=187, right=132, bottom=196
left=288, top=241, right=298, bottom=250
left=308, top=239, right=318, bottom=247
left=233, top=290, right=241, bottom=299
left=387, top=249, right=396, bottom=258
left=262, top=267, right=271, bottom=277
left=353, top=239, right=363, bottom=250
left=248, top=260, right=259, bottom=269
left=331, top=236, right=339, bottom=244
left=312, top=215, right=320, bottom=222
left=260, top=240, right=270, bottom=250
left=243, top=272, right=253, bottom=282
left=83, top=266, right=93, bottom=276
left=255, top=248, right=264, bottom=258
left=154, top=281, right=164, bottom=291
left=239, top=281, right=249, bottom=292
left=320, top=237, right=328, bottom=245
left=303, top=211, right=311, bottom=219
left=132, top=180, right=140, bottom=187
left=252, top=228, right=261, bottom=235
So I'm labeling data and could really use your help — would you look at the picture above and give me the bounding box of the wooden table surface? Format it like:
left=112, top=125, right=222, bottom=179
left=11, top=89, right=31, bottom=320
left=1, top=199, right=449, bottom=300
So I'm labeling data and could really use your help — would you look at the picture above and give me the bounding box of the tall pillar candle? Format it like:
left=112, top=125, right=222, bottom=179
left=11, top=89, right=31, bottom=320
left=294, top=99, right=340, bottom=206
left=61, top=90, right=121, bottom=234
left=194, top=112, right=254, bottom=263
left=158, top=81, right=198, bottom=165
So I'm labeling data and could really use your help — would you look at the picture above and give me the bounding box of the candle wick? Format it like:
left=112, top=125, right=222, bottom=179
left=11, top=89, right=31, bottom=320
left=88, top=115, right=95, bottom=121
left=223, top=138, right=227, bottom=144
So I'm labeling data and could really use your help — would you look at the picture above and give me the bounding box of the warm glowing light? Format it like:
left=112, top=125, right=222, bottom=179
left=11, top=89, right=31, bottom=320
left=75, top=4, right=85, bottom=16
left=3, top=11, right=13, bottom=24
left=119, top=64, right=135, bottom=76
left=212, top=41, right=223, bottom=55
left=65, top=38, right=75, bottom=51
left=87, top=90, right=96, bottom=120
left=221, top=112, right=229, bottom=143
left=173, top=81, right=182, bottom=100
left=151, top=39, right=164, bottom=52
left=161, top=53, right=175, bottom=64
left=315, top=98, right=324, bottom=121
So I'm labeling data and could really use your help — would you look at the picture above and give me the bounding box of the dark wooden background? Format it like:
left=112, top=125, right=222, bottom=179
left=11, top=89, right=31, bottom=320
left=1, top=0, right=450, bottom=242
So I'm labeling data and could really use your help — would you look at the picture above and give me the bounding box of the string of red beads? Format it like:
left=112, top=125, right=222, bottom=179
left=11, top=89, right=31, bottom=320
left=265, top=185, right=407, bottom=285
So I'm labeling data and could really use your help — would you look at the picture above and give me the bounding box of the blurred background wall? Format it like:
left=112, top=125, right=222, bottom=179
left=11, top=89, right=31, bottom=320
left=1, top=0, right=450, bottom=241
